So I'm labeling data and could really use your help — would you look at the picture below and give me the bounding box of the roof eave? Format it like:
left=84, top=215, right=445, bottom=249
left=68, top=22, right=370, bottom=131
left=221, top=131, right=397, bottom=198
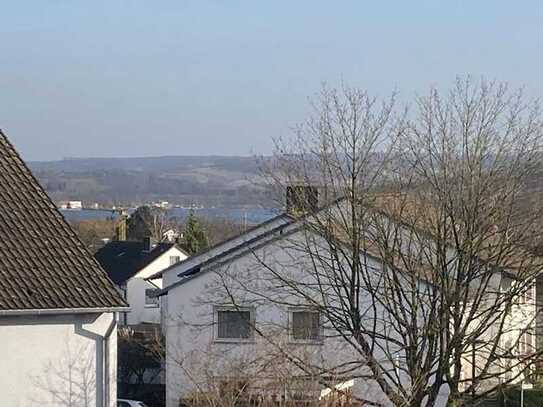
left=0, top=306, right=131, bottom=317
left=145, top=212, right=292, bottom=280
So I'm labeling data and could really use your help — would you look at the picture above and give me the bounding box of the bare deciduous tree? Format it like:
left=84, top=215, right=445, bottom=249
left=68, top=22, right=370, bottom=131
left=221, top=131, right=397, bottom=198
left=127, top=205, right=179, bottom=242
left=389, top=78, right=543, bottom=405
left=164, top=80, right=543, bottom=407
left=118, top=326, right=164, bottom=402
left=214, top=80, right=543, bottom=406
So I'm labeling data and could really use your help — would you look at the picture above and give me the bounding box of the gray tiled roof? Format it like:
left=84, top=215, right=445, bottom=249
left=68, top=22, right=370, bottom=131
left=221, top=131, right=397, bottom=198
left=0, top=130, right=127, bottom=311
left=96, top=241, right=176, bottom=285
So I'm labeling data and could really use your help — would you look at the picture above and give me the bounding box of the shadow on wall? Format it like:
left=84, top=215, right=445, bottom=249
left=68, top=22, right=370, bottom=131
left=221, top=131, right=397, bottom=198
left=31, top=339, right=96, bottom=407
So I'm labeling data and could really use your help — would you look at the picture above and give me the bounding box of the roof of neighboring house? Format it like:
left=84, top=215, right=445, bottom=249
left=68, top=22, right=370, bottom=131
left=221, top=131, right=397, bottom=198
left=155, top=191, right=536, bottom=297
left=150, top=199, right=347, bottom=296
left=154, top=220, right=302, bottom=297
left=147, top=211, right=293, bottom=281
left=0, top=130, right=128, bottom=312
left=95, top=240, right=180, bottom=285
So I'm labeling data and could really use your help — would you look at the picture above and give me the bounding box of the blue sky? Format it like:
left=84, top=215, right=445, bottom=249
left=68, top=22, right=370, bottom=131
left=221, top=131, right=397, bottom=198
left=2, top=1, right=543, bottom=160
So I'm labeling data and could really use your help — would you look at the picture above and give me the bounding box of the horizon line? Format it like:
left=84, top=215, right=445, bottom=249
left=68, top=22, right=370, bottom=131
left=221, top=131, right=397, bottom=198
left=29, top=154, right=271, bottom=163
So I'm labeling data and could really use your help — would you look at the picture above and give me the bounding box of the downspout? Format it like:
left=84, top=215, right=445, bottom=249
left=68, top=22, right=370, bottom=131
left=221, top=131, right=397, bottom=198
left=75, top=314, right=119, bottom=407
left=103, top=316, right=117, bottom=407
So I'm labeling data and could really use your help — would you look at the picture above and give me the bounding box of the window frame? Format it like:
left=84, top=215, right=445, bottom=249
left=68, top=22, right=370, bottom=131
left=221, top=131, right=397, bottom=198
left=144, top=288, right=160, bottom=308
left=214, top=306, right=256, bottom=343
left=289, top=308, right=323, bottom=344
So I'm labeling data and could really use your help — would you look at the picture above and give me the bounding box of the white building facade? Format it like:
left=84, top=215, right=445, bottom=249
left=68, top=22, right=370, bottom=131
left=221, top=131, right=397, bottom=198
left=156, top=210, right=537, bottom=407
left=0, top=130, right=128, bottom=407
left=123, top=245, right=187, bottom=326
left=0, top=311, right=120, bottom=407
left=96, top=240, right=188, bottom=326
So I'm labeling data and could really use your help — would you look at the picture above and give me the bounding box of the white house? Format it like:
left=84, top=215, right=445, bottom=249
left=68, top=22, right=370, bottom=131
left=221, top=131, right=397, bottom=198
left=155, top=211, right=427, bottom=406
left=59, top=200, right=83, bottom=210
left=96, top=238, right=188, bottom=326
left=154, top=194, right=538, bottom=407
left=0, top=130, right=128, bottom=407
left=163, top=228, right=182, bottom=243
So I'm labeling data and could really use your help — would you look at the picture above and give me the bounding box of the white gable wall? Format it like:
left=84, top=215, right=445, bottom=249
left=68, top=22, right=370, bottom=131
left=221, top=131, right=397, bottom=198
left=160, top=204, right=537, bottom=406
left=124, top=246, right=187, bottom=326
left=162, top=229, right=449, bottom=407
left=162, top=225, right=536, bottom=406
left=0, top=311, right=118, bottom=407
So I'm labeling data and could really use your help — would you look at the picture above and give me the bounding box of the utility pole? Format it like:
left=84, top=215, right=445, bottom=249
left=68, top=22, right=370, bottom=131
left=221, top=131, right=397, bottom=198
left=521, top=381, right=533, bottom=407
left=471, top=342, right=476, bottom=400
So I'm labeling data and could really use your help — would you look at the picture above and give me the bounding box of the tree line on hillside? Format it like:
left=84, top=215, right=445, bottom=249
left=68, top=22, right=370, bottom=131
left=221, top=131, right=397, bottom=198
left=34, top=163, right=274, bottom=208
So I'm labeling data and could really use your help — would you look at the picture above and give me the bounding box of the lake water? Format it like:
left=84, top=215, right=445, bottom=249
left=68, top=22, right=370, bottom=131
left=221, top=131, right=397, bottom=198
left=60, top=207, right=280, bottom=225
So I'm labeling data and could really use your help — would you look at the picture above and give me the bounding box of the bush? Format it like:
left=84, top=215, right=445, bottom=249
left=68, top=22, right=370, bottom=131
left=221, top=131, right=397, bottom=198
left=481, top=385, right=543, bottom=407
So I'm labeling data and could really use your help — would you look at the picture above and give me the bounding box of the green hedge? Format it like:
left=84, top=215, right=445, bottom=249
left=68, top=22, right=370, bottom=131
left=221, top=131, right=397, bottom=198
left=482, top=386, right=543, bottom=407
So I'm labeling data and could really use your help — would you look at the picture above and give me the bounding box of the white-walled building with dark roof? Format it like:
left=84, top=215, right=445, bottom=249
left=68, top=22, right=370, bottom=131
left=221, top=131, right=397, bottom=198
left=95, top=239, right=187, bottom=326
left=0, top=130, right=128, bottom=407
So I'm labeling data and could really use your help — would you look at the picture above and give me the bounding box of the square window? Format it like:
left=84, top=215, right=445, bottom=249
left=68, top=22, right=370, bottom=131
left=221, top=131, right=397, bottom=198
left=291, top=310, right=321, bottom=341
left=216, top=308, right=253, bottom=341
left=145, top=288, right=159, bottom=307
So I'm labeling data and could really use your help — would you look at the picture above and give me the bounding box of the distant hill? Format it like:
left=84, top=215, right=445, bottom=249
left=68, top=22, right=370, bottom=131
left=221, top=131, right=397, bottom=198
left=29, top=156, right=273, bottom=208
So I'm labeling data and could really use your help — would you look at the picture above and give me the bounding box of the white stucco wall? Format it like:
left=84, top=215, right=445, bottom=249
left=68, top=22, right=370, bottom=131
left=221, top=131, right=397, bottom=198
left=161, top=219, right=535, bottom=407
left=0, top=311, right=118, bottom=407
left=162, top=229, right=450, bottom=407
left=123, top=246, right=187, bottom=326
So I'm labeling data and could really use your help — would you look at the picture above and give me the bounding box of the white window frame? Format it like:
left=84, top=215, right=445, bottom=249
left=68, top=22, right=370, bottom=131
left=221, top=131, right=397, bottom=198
left=145, top=288, right=160, bottom=308
left=214, top=306, right=255, bottom=343
left=289, top=308, right=323, bottom=344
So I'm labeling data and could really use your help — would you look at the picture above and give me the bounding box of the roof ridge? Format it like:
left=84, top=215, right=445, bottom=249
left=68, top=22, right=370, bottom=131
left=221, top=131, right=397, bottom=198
left=146, top=212, right=291, bottom=280
left=0, top=130, right=127, bottom=311
left=96, top=238, right=180, bottom=284
left=151, top=196, right=346, bottom=282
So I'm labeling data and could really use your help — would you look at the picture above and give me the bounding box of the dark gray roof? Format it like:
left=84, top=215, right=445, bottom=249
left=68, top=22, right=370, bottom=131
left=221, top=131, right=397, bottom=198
left=152, top=197, right=347, bottom=297
left=0, top=130, right=127, bottom=312
left=146, top=212, right=290, bottom=281
left=95, top=241, right=177, bottom=285
left=153, top=220, right=298, bottom=297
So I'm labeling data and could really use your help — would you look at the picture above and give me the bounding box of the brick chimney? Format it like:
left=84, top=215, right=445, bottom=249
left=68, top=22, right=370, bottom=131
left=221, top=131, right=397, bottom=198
left=115, top=214, right=127, bottom=241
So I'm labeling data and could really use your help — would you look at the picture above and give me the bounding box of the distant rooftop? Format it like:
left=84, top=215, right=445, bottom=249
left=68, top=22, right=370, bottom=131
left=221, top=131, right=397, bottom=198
left=95, top=240, right=179, bottom=285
